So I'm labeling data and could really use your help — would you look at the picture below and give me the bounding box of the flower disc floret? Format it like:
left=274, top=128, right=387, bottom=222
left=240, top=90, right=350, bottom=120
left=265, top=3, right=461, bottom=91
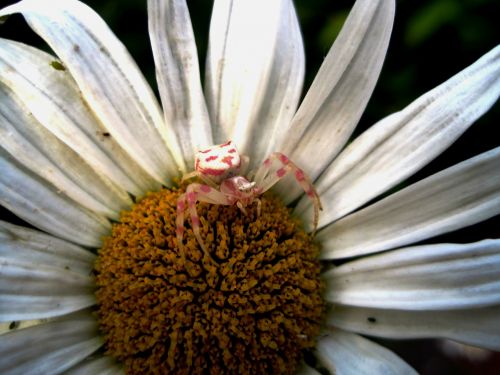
left=94, top=188, right=324, bottom=375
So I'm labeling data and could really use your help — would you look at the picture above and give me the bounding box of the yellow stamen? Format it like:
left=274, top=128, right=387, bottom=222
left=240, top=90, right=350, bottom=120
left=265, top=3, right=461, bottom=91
left=94, top=188, right=323, bottom=375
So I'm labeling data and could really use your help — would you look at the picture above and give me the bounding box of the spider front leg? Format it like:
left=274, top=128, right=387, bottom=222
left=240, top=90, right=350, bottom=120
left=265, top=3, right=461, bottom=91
left=254, top=153, right=323, bottom=234
left=176, top=183, right=231, bottom=265
left=180, top=171, right=218, bottom=188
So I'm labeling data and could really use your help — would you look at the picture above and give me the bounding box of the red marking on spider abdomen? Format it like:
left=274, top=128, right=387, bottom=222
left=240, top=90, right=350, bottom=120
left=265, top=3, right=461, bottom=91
left=222, top=156, right=234, bottom=166
left=199, top=167, right=226, bottom=176
left=199, top=147, right=213, bottom=154
left=205, top=155, right=218, bottom=162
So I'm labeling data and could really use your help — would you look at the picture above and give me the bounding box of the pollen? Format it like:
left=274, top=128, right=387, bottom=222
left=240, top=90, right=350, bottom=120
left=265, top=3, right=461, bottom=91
left=94, top=188, right=324, bottom=375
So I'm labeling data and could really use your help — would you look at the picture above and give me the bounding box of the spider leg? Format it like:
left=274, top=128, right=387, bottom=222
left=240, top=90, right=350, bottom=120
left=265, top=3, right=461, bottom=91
left=178, top=183, right=232, bottom=265
left=254, top=152, right=323, bottom=234
left=181, top=170, right=199, bottom=183
left=255, top=198, right=262, bottom=217
left=236, top=201, right=248, bottom=215
left=175, top=195, right=189, bottom=266
left=238, top=154, right=250, bottom=176
left=181, top=171, right=219, bottom=188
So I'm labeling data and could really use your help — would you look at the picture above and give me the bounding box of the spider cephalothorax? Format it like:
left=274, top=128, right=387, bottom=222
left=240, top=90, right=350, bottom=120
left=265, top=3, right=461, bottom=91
left=176, top=141, right=322, bottom=262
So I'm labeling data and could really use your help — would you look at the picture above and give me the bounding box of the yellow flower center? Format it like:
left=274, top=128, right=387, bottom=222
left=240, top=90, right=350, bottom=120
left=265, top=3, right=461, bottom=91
left=94, top=187, right=323, bottom=374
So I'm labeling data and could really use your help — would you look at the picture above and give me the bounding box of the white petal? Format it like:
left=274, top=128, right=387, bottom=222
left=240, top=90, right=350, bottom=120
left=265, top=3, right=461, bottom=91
left=0, top=319, right=47, bottom=335
left=316, top=328, right=417, bottom=375
left=0, top=221, right=95, bottom=277
left=0, top=0, right=184, bottom=182
left=277, top=0, right=395, bottom=203
left=0, top=82, right=131, bottom=220
left=297, top=45, right=500, bottom=228
left=0, top=310, right=102, bottom=375
left=148, top=0, right=212, bottom=168
left=0, top=222, right=96, bottom=321
left=0, top=151, right=111, bottom=247
left=205, top=0, right=305, bottom=165
left=324, top=240, right=500, bottom=310
left=64, top=355, right=123, bottom=375
left=319, top=147, right=500, bottom=259
left=0, top=294, right=95, bottom=323
left=327, top=304, right=500, bottom=351
left=0, top=263, right=95, bottom=322
left=0, top=38, right=159, bottom=196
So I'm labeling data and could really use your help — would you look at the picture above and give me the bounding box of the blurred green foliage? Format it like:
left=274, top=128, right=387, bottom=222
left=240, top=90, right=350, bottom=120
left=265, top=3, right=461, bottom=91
left=405, top=0, right=461, bottom=46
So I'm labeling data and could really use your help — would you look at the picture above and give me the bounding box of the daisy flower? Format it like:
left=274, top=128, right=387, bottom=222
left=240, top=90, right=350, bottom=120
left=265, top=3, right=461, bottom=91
left=0, top=0, right=499, bottom=374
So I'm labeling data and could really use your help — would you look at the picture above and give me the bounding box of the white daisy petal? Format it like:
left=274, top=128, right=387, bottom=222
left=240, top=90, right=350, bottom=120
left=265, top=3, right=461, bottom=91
left=297, top=45, right=500, bottom=228
left=1, top=295, right=95, bottom=325
left=0, top=38, right=160, bottom=196
left=0, top=0, right=184, bottom=182
left=319, top=147, right=500, bottom=259
left=0, top=222, right=95, bottom=321
left=0, top=221, right=95, bottom=277
left=0, top=310, right=102, bottom=375
left=148, top=0, right=212, bottom=167
left=0, top=82, right=131, bottom=220
left=205, top=0, right=305, bottom=165
left=0, top=259, right=95, bottom=321
left=327, top=304, right=500, bottom=351
left=0, top=319, right=47, bottom=335
left=0, top=152, right=111, bottom=248
left=64, top=355, right=123, bottom=375
left=316, top=328, right=417, bottom=375
left=324, top=240, right=500, bottom=310
left=277, top=0, right=395, bottom=203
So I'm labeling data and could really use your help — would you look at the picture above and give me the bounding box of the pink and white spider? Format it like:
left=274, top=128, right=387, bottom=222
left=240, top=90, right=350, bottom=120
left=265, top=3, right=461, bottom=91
left=176, top=141, right=322, bottom=262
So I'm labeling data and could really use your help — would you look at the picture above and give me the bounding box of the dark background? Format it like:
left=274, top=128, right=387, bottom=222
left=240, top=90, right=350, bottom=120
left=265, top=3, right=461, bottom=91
left=0, top=0, right=498, bottom=373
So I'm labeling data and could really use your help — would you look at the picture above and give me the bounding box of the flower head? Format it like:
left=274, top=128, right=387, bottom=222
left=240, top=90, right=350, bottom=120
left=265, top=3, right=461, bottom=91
left=0, top=0, right=499, bottom=374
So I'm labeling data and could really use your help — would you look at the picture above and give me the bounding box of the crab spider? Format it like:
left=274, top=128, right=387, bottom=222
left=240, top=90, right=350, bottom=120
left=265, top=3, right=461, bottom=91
left=176, top=141, right=322, bottom=263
